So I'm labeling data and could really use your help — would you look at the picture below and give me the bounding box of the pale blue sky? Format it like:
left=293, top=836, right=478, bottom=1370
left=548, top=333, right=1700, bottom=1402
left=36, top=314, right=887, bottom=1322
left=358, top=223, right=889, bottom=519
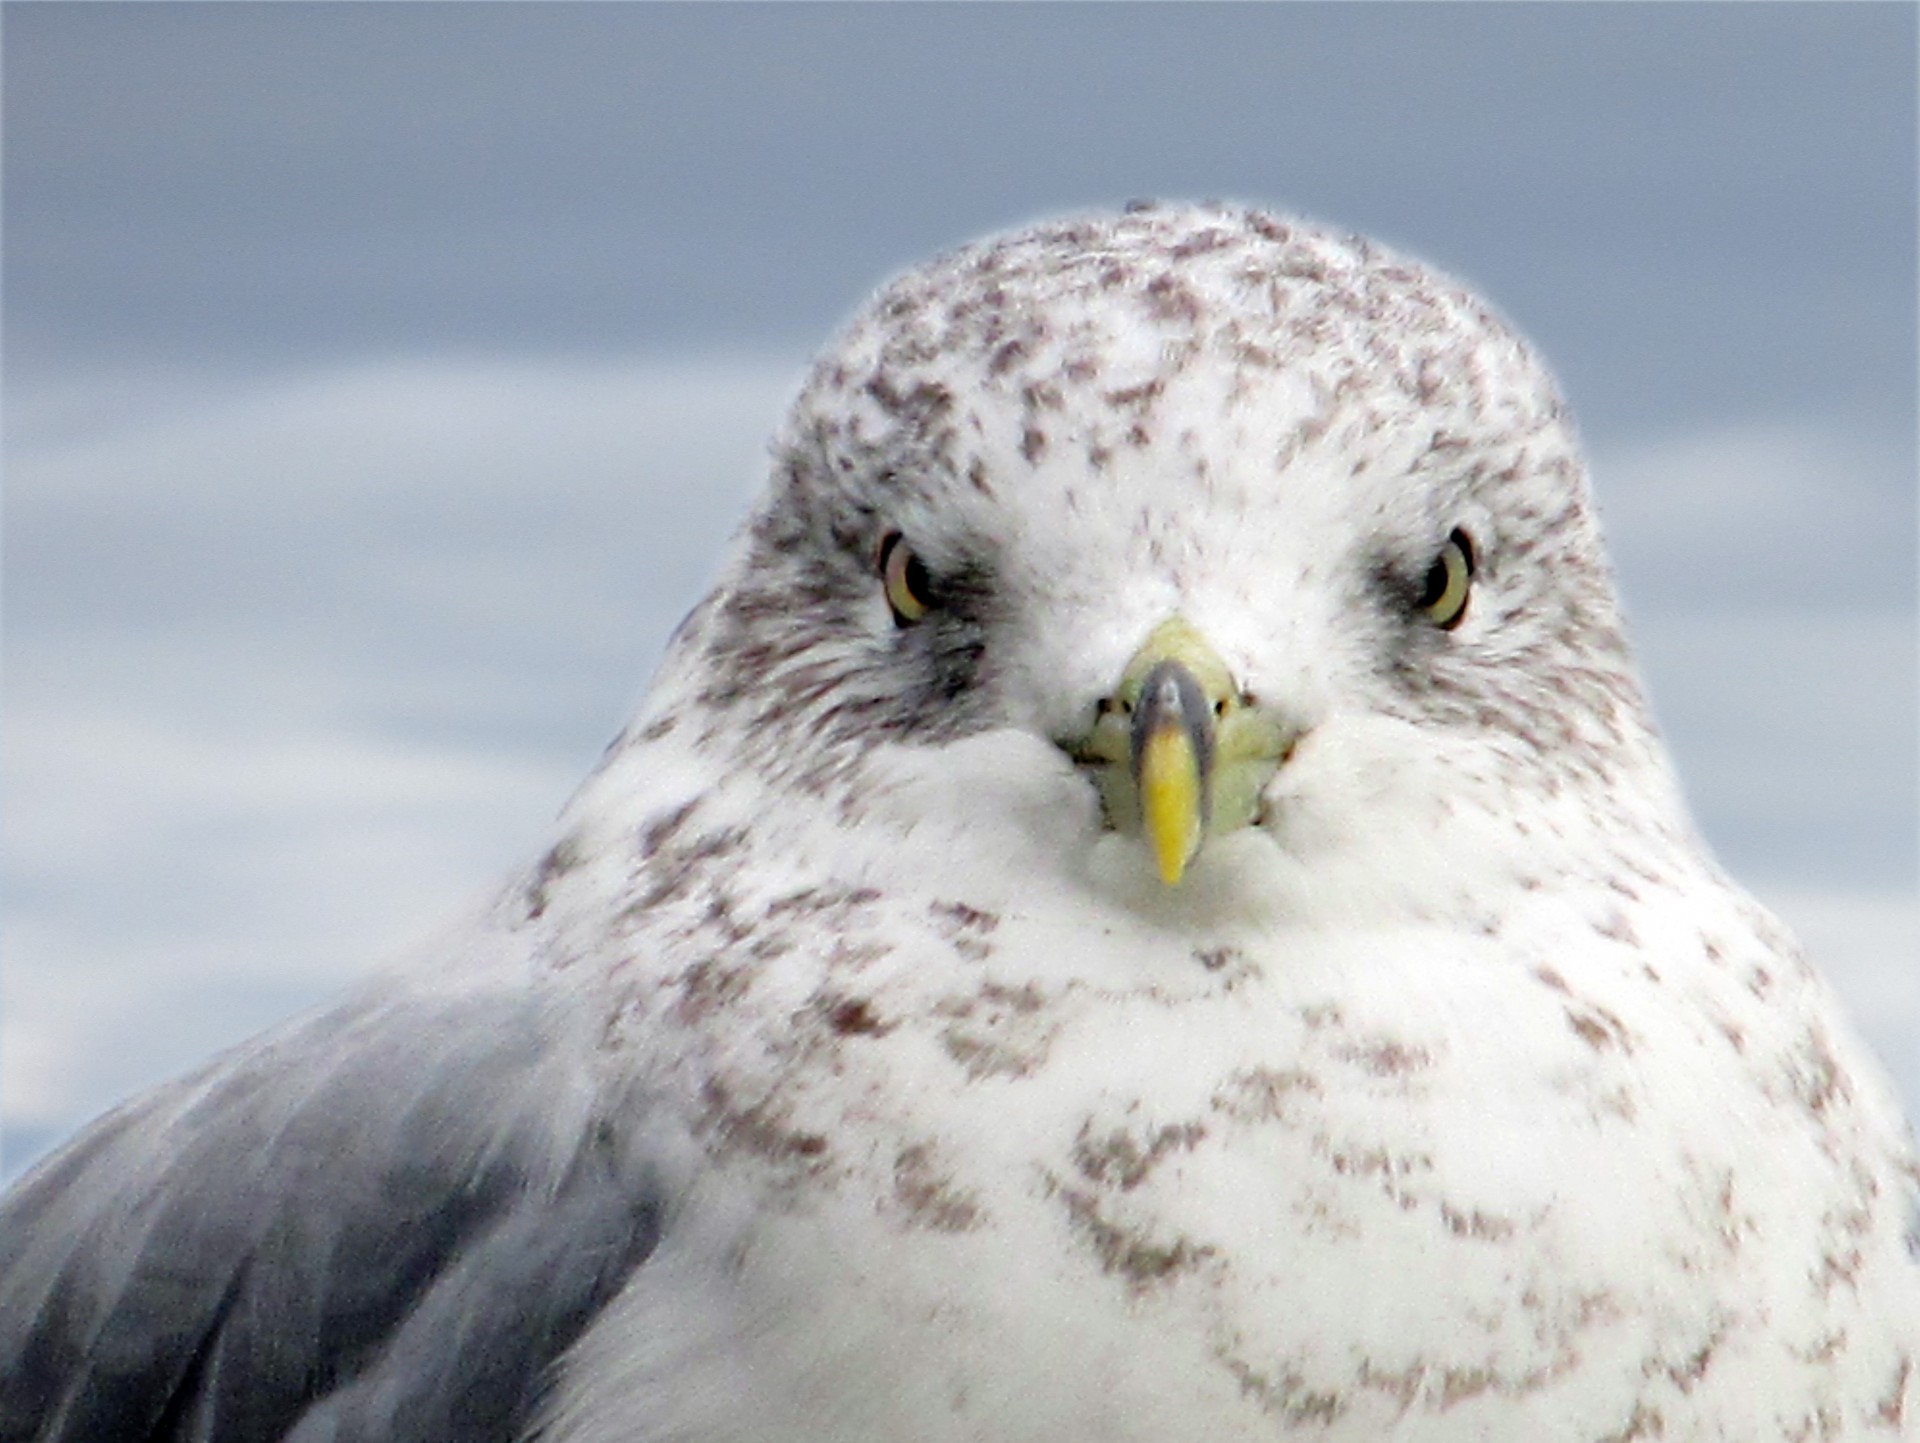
left=5, top=3, right=1915, bottom=1172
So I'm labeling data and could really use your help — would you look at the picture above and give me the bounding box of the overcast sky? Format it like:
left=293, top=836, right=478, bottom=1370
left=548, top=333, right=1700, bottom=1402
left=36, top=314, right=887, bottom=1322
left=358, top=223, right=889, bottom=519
left=4, top=3, right=1915, bottom=1175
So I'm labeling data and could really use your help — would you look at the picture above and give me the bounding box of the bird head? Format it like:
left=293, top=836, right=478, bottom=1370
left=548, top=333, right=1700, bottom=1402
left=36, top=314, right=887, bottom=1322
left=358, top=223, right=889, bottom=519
left=640, top=204, right=1681, bottom=905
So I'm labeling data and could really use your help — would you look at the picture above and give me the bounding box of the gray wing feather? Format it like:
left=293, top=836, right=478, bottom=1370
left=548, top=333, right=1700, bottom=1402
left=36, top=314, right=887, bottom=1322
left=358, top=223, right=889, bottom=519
left=0, top=988, right=664, bottom=1443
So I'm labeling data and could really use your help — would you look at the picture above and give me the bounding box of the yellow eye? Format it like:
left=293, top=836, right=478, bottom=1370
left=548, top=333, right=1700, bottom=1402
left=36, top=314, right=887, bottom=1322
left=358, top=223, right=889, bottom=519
left=1417, top=530, right=1474, bottom=630
left=879, top=532, right=933, bottom=626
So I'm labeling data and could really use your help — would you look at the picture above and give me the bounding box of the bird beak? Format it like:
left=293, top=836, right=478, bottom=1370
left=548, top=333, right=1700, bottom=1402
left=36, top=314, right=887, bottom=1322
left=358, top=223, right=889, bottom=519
left=1133, top=659, right=1213, bottom=885
left=1064, top=617, right=1292, bottom=886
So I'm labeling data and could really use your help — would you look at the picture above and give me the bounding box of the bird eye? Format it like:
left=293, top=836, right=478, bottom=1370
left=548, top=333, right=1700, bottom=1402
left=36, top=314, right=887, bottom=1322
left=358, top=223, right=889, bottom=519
left=879, top=532, right=934, bottom=626
left=1417, top=529, right=1474, bottom=630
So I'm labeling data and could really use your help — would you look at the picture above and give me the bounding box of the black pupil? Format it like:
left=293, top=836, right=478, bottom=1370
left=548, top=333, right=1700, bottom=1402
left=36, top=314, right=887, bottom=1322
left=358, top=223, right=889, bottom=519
left=1417, top=530, right=1473, bottom=609
left=902, top=551, right=931, bottom=606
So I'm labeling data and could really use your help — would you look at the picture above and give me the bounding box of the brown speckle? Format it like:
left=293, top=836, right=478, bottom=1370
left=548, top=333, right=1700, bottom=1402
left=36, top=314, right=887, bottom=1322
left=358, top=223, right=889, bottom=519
left=1320, top=1138, right=1434, bottom=1210
left=930, top=900, right=1000, bottom=933
left=1192, top=944, right=1259, bottom=983
left=893, top=1143, right=984, bottom=1232
left=766, top=884, right=883, bottom=920
left=1439, top=1366, right=1497, bottom=1408
left=672, top=957, right=754, bottom=1025
left=1565, top=1003, right=1634, bottom=1053
left=1106, top=379, right=1165, bottom=410
left=1593, top=909, right=1640, bottom=947
left=1336, top=1038, right=1435, bottom=1077
left=638, top=800, right=699, bottom=858
left=1794, top=1331, right=1847, bottom=1366
left=1073, top=1119, right=1207, bottom=1190
left=821, top=995, right=889, bottom=1037
left=1057, top=1185, right=1215, bottom=1291
left=987, top=338, right=1028, bottom=375
left=1791, top=1026, right=1850, bottom=1118
left=929, top=900, right=1000, bottom=963
left=941, top=1029, right=1047, bottom=1080
left=1300, top=1002, right=1346, bottom=1031
left=700, top=1078, right=831, bottom=1170
left=1439, top=1202, right=1517, bottom=1242
left=824, top=936, right=893, bottom=973
left=523, top=833, right=586, bottom=920
left=1596, top=1401, right=1665, bottom=1443
left=1875, top=1354, right=1911, bottom=1427
left=1214, top=1066, right=1323, bottom=1122
left=1142, top=271, right=1202, bottom=324
left=1223, top=1354, right=1348, bottom=1425
left=1662, top=1327, right=1724, bottom=1393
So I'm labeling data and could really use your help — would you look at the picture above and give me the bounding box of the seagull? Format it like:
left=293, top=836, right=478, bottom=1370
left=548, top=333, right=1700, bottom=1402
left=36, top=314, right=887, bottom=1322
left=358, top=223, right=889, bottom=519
left=5, top=203, right=1916, bottom=1442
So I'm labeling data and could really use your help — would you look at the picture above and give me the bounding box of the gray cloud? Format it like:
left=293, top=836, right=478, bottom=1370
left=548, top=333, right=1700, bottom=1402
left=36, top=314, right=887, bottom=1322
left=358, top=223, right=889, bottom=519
left=8, top=6, right=1914, bottom=431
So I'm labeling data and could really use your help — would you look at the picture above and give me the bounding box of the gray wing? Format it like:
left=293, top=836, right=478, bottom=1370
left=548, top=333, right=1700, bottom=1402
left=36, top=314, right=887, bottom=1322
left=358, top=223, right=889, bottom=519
left=0, top=987, right=665, bottom=1443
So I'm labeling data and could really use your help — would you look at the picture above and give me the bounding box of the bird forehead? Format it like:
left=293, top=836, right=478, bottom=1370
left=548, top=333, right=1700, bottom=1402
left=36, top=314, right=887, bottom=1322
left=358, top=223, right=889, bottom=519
left=781, top=206, right=1560, bottom=563
left=811, top=204, right=1551, bottom=442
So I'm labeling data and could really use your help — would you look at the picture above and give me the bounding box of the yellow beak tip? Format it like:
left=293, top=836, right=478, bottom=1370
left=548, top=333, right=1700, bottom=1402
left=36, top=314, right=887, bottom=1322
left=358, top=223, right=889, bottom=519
left=1139, top=726, right=1204, bottom=888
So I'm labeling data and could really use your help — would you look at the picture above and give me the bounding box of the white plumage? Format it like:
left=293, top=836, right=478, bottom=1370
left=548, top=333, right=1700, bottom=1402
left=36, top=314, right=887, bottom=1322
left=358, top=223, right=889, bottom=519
left=4, top=204, right=1915, bottom=1441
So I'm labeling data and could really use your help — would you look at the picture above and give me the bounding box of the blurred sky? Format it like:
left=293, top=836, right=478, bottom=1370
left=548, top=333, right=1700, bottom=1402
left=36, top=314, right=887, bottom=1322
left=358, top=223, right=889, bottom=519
left=4, top=3, right=1916, bottom=1176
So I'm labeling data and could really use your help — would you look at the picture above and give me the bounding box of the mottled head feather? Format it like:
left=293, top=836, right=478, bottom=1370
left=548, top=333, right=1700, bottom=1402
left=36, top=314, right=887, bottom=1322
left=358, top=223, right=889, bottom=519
left=672, top=204, right=1658, bottom=821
